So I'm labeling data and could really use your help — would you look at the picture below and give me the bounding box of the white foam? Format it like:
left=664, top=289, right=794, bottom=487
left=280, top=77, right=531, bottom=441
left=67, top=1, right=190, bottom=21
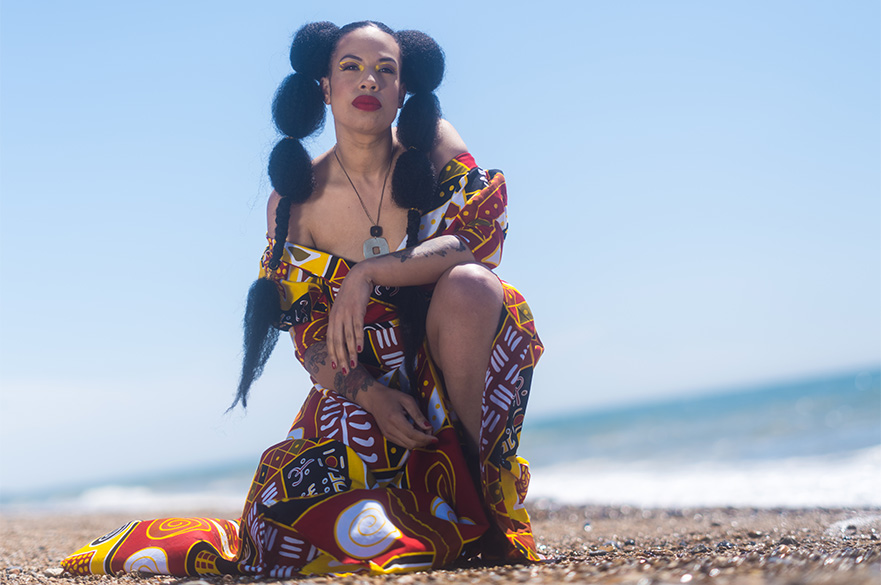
left=74, top=485, right=246, bottom=513
left=2, top=485, right=246, bottom=516
left=528, top=445, right=881, bottom=508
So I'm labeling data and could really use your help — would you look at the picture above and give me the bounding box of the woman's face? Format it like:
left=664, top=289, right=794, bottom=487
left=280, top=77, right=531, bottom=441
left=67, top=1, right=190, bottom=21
left=322, top=26, right=405, bottom=135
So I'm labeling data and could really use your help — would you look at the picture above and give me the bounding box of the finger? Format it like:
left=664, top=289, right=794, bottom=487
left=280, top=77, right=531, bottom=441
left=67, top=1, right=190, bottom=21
left=332, top=317, right=350, bottom=372
left=389, top=428, right=430, bottom=450
left=354, top=325, right=365, bottom=358
left=350, top=306, right=366, bottom=365
left=327, top=315, right=342, bottom=371
left=396, top=414, right=437, bottom=448
left=401, top=397, right=433, bottom=433
left=344, top=318, right=360, bottom=372
left=402, top=426, right=437, bottom=448
left=387, top=410, right=434, bottom=450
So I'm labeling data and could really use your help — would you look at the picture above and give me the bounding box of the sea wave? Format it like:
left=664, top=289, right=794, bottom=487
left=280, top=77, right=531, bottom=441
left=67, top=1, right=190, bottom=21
left=527, top=445, right=881, bottom=508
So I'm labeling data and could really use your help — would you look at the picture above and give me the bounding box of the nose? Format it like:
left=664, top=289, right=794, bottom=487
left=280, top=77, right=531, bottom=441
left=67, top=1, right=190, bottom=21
left=360, top=71, right=378, bottom=91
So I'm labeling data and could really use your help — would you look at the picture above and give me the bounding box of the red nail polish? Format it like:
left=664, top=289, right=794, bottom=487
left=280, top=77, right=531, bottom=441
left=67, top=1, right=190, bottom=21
left=357, top=345, right=362, bottom=352
left=350, top=360, right=356, bottom=368
left=342, top=367, right=348, bottom=375
left=331, top=361, right=337, bottom=369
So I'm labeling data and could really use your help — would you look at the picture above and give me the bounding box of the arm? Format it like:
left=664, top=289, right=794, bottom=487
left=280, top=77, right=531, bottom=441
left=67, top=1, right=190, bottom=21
left=326, top=162, right=510, bottom=370
left=326, top=235, right=477, bottom=378
left=301, top=340, right=437, bottom=449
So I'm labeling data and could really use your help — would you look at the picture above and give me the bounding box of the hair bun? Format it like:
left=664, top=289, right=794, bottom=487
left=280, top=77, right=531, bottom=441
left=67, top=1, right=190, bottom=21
left=391, top=149, right=436, bottom=212
left=396, top=30, right=444, bottom=94
left=268, top=138, right=314, bottom=203
left=397, top=93, right=441, bottom=152
left=290, top=21, right=339, bottom=80
left=272, top=73, right=325, bottom=139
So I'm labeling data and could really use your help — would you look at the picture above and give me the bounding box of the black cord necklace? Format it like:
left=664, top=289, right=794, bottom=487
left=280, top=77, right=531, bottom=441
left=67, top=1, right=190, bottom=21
left=333, top=145, right=394, bottom=258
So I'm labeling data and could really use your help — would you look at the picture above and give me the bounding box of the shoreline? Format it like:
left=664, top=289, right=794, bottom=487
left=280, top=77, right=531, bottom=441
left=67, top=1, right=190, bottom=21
left=2, top=504, right=878, bottom=584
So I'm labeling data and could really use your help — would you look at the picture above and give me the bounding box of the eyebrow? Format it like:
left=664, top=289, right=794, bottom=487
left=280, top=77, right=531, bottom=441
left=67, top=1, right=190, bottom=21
left=338, top=54, right=398, bottom=65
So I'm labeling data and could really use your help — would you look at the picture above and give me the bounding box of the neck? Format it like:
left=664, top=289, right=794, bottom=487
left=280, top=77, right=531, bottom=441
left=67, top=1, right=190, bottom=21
left=332, top=127, right=396, bottom=176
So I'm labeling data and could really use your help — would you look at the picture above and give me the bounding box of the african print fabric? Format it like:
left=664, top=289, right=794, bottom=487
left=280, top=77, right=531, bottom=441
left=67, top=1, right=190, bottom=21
left=61, top=153, right=542, bottom=577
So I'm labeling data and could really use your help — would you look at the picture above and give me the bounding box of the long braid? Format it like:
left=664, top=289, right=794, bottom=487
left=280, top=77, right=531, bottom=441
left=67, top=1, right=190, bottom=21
left=234, top=22, right=339, bottom=409
left=391, top=30, right=446, bottom=385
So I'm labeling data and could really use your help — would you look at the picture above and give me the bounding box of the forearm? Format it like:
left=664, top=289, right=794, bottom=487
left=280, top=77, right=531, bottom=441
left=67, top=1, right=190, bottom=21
left=360, top=235, right=475, bottom=287
left=302, top=340, right=436, bottom=448
left=303, top=340, right=382, bottom=408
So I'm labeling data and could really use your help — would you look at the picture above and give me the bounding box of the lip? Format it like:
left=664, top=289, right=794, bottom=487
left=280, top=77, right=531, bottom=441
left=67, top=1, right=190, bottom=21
left=352, top=95, right=382, bottom=111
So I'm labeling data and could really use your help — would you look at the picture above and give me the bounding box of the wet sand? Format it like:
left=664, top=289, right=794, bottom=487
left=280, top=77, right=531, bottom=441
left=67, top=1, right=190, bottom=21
left=2, top=504, right=878, bottom=584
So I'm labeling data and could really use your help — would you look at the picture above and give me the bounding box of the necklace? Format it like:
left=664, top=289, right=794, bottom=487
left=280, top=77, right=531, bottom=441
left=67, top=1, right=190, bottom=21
left=333, top=145, right=394, bottom=258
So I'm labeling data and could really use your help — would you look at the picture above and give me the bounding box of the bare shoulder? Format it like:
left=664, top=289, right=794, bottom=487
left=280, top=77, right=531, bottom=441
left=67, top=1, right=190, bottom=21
left=431, top=119, right=468, bottom=171
left=265, top=157, right=330, bottom=248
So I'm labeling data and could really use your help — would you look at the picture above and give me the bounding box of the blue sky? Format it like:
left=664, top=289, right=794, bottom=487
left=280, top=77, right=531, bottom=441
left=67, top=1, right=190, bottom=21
left=1, top=1, right=878, bottom=495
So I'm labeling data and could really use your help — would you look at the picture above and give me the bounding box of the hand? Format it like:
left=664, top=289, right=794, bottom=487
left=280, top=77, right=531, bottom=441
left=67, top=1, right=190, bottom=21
left=327, top=264, right=373, bottom=375
left=363, top=386, right=438, bottom=450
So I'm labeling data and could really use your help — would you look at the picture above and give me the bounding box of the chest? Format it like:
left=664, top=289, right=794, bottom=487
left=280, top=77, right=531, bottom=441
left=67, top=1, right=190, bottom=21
left=305, top=184, right=411, bottom=262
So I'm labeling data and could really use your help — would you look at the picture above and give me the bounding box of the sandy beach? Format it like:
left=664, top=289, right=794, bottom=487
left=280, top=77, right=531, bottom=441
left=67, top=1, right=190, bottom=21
left=2, top=504, right=878, bottom=584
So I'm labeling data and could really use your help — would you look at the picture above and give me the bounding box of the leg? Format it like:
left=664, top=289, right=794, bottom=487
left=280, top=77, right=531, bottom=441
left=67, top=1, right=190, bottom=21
left=425, top=263, right=504, bottom=453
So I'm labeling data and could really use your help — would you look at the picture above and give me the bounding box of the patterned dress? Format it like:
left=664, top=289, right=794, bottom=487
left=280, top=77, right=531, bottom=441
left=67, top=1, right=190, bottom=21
left=61, top=153, right=543, bottom=578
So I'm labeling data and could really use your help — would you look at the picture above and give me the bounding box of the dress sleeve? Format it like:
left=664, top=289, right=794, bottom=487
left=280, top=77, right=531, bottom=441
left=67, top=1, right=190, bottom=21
left=427, top=153, right=508, bottom=270
left=260, top=237, right=367, bottom=374
left=258, top=238, right=330, bottom=332
left=259, top=241, right=330, bottom=371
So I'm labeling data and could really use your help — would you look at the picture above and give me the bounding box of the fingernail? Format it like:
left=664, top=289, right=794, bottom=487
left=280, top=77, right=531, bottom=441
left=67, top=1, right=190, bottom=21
left=331, top=361, right=337, bottom=369
left=350, top=360, right=356, bottom=368
left=423, top=421, right=431, bottom=428
left=341, top=367, right=348, bottom=375
left=357, top=345, right=362, bottom=352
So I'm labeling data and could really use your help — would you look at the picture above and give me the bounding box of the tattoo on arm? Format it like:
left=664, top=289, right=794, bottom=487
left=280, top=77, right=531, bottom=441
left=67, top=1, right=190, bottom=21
left=304, top=342, right=329, bottom=376
left=304, top=342, right=375, bottom=403
left=391, top=237, right=468, bottom=264
left=332, top=367, right=376, bottom=403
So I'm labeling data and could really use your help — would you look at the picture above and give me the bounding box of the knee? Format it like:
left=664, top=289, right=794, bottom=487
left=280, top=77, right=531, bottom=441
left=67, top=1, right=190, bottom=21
left=434, top=263, right=503, bottom=312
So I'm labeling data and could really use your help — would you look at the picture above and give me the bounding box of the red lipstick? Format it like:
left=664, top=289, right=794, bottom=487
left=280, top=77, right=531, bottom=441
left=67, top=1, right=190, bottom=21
left=352, top=95, right=381, bottom=111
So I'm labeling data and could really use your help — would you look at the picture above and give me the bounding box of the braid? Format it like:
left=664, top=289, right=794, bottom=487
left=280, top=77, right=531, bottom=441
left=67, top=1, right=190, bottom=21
left=406, top=208, right=421, bottom=247
left=390, top=29, right=446, bottom=385
left=394, top=208, right=429, bottom=384
left=234, top=22, right=339, bottom=409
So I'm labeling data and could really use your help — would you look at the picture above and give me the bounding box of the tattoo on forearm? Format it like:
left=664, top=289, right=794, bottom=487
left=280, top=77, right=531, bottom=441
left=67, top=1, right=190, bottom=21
left=391, top=238, right=468, bottom=263
left=333, top=367, right=376, bottom=402
left=304, top=342, right=329, bottom=376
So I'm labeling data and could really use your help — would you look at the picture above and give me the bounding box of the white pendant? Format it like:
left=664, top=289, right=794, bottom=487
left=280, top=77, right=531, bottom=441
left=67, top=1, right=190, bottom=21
left=363, top=236, right=390, bottom=258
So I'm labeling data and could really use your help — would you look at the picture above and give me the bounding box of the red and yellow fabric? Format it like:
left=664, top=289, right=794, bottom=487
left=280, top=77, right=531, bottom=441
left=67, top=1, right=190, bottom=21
left=61, top=153, right=542, bottom=578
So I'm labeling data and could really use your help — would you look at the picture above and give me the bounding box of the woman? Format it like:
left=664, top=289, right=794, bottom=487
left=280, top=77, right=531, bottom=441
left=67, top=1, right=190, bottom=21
left=61, top=21, right=542, bottom=578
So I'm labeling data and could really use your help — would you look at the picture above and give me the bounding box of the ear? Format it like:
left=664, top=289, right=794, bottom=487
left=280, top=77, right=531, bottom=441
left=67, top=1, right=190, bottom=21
left=321, top=77, right=331, bottom=105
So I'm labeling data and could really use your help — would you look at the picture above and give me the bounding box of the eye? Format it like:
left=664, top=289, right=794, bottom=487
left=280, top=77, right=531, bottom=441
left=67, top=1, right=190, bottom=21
left=378, top=66, right=397, bottom=75
left=339, top=61, right=362, bottom=71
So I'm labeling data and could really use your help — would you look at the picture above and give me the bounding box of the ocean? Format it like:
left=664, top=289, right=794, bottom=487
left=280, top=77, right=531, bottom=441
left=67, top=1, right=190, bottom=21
left=3, top=368, right=879, bottom=514
left=522, top=368, right=880, bottom=508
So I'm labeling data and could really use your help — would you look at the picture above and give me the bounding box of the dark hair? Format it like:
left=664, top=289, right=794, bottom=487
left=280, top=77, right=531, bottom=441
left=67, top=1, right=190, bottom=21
left=234, top=21, right=445, bottom=408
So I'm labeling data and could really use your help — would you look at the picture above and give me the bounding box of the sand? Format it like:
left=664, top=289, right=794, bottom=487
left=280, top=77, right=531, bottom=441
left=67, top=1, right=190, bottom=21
left=1, top=504, right=878, bottom=584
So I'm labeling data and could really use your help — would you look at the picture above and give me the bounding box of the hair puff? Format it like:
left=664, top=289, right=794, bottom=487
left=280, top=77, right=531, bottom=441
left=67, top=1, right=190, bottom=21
left=396, top=30, right=445, bottom=94
left=267, top=138, right=314, bottom=204
left=290, top=21, right=340, bottom=80
left=397, top=93, right=441, bottom=152
left=272, top=73, right=326, bottom=139
left=392, top=149, right=436, bottom=212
